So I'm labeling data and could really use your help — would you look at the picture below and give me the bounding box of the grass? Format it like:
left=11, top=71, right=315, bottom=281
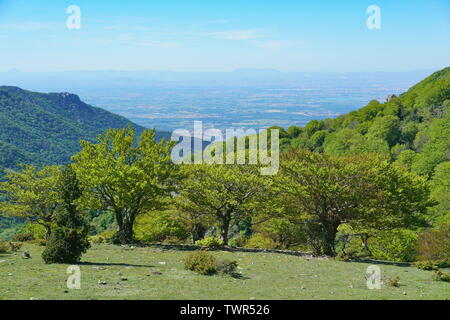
left=0, top=244, right=448, bottom=300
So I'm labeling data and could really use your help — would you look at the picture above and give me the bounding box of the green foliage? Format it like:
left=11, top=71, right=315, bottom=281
left=0, top=241, right=10, bottom=253
left=431, top=270, right=450, bottom=282
left=0, top=86, right=150, bottom=172
left=134, top=210, right=189, bottom=243
left=12, top=232, right=34, bottom=242
left=369, top=229, right=419, bottom=262
left=19, top=223, right=47, bottom=240
left=427, top=162, right=450, bottom=224
left=414, top=260, right=449, bottom=271
left=195, top=236, right=224, bottom=248
left=0, top=241, right=21, bottom=253
left=8, top=242, right=22, bottom=252
left=0, top=165, right=62, bottom=239
left=88, top=230, right=116, bottom=244
left=217, top=260, right=238, bottom=275
left=72, top=127, right=180, bottom=244
left=42, top=166, right=90, bottom=264
left=277, top=149, right=431, bottom=256
left=177, top=164, right=274, bottom=245
left=366, top=115, right=401, bottom=147
left=184, top=250, right=218, bottom=275
left=384, top=276, right=401, bottom=287
left=244, top=233, right=279, bottom=249
left=252, top=216, right=308, bottom=250
left=415, top=225, right=450, bottom=262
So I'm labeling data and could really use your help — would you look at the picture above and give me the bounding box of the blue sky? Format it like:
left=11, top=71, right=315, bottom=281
left=0, top=0, right=449, bottom=72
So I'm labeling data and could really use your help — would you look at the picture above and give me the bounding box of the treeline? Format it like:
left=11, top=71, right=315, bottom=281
left=0, top=67, right=449, bottom=264
left=0, top=126, right=448, bottom=264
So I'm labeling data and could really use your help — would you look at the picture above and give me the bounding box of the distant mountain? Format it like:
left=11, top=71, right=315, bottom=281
left=0, top=86, right=171, bottom=171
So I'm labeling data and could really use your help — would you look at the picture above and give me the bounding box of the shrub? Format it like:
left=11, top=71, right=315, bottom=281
left=8, top=242, right=22, bottom=252
left=89, top=235, right=107, bottom=244
left=0, top=241, right=10, bottom=253
left=431, top=270, right=450, bottom=282
left=217, top=260, right=238, bottom=275
left=368, top=229, right=418, bottom=262
left=134, top=210, right=189, bottom=243
left=229, top=236, right=248, bottom=248
left=162, top=236, right=184, bottom=245
left=12, top=233, right=35, bottom=242
left=42, top=166, right=91, bottom=264
left=244, top=233, right=278, bottom=250
left=184, top=250, right=218, bottom=275
left=89, top=230, right=115, bottom=244
left=415, top=226, right=450, bottom=262
left=19, top=224, right=46, bottom=240
left=414, top=259, right=449, bottom=271
left=195, top=236, right=224, bottom=248
left=384, top=276, right=400, bottom=287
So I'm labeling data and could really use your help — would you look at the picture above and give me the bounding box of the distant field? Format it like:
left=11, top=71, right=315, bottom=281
left=0, top=244, right=448, bottom=300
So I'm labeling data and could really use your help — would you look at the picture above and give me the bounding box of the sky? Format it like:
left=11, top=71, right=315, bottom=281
left=0, top=0, right=449, bottom=72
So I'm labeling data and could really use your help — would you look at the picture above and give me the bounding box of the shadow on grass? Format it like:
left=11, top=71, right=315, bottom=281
left=350, top=258, right=412, bottom=268
left=79, top=261, right=155, bottom=268
left=229, top=272, right=250, bottom=280
left=143, top=243, right=313, bottom=258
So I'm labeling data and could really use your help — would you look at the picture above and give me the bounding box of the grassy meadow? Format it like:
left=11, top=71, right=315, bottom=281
left=0, top=244, right=448, bottom=300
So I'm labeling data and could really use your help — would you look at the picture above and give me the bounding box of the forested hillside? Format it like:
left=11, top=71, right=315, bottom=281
left=275, top=67, right=450, bottom=178
left=0, top=86, right=170, bottom=171
left=270, top=68, right=449, bottom=224
left=0, top=86, right=170, bottom=238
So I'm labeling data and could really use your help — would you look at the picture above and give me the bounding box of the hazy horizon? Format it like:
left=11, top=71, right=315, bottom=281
left=1, top=0, right=449, bottom=72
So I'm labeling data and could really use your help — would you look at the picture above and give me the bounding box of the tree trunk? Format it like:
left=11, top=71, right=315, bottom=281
left=360, top=234, right=372, bottom=256
left=44, top=225, right=51, bottom=241
left=219, top=212, right=231, bottom=245
left=320, top=218, right=339, bottom=256
left=112, top=210, right=136, bottom=244
left=191, top=223, right=206, bottom=244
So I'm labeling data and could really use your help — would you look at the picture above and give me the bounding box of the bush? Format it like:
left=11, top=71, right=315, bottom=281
left=431, top=270, right=450, bottom=282
left=195, top=236, right=224, bottom=248
left=134, top=210, right=189, bottom=243
left=184, top=250, right=218, bottom=275
left=8, top=242, right=22, bottom=252
left=229, top=236, right=248, bottom=248
left=89, top=230, right=116, bottom=244
left=384, top=276, right=400, bottom=287
left=0, top=241, right=10, bottom=253
left=244, top=233, right=279, bottom=250
left=19, top=224, right=46, bottom=240
left=368, top=229, right=418, bottom=262
left=42, top=166, right=91, bottom=264
left=12, top=233, right=35, bottom=242
left=217, top=260, right=238, bottom=275
left=161, top=236, right=184, bottom=245
left=414, top=259, right=449, bottom=271
left=415, top=226, right=450, bottom=262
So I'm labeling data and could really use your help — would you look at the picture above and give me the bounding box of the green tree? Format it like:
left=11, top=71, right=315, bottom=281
left=277, top=149, right=432, bottom=256
left=42, top=165, right=90, bottom=264
left=72, top=127, right=179, bottom=244
left=0, top=165, right=62, bottom=239
left=177, top=164, right=274, bottom=245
